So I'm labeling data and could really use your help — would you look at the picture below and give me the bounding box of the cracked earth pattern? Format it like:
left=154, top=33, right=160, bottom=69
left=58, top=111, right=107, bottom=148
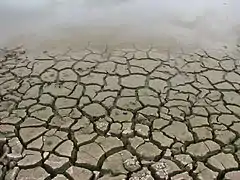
left=1, top=45, right=240, bottom=180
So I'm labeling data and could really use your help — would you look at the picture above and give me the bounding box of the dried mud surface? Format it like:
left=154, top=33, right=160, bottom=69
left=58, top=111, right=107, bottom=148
left=1, top=45, right=240, bottom=180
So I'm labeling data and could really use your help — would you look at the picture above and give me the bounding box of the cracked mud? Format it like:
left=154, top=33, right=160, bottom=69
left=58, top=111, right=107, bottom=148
left=1, top=46, right=240, bottom=180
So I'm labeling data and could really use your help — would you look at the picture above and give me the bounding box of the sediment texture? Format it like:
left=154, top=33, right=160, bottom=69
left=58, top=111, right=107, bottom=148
left=0, top=46, right=240, bottom=180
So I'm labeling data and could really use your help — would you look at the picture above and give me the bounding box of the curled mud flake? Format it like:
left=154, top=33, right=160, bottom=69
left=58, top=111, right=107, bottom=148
left=123, top=157, right=141, bottom=172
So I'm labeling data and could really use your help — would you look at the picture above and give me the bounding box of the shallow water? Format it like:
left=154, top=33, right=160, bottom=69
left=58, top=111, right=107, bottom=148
left=0, top=0, right=240, bottom=52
